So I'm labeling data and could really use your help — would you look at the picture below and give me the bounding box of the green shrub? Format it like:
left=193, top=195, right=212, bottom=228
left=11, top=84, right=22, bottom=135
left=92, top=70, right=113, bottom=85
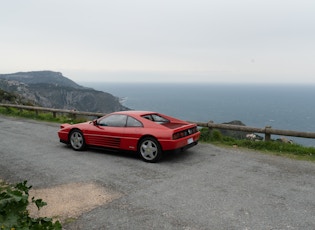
left=0, top=180, right=61, bottom=230
left=199, top=128, right=211, bottom=142
left=211, top=129, right=223, bottom=142
left=200, top=128, right=223, bottom=142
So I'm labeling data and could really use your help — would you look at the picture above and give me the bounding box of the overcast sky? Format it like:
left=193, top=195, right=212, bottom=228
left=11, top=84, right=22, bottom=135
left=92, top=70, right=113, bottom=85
left=1, top=0, right=314, bottom=83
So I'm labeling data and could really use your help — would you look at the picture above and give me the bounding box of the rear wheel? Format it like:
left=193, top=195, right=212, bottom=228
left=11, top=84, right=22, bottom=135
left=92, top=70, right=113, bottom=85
left=138, top=137, right=162, bottom=163
left=69, top=129, right=86, bottom=151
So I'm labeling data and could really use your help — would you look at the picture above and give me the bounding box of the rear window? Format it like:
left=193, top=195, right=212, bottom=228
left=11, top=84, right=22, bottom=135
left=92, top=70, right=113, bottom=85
left=142, top=114, right=169, bottom=124
left=127, top=116, right=143, bottom=127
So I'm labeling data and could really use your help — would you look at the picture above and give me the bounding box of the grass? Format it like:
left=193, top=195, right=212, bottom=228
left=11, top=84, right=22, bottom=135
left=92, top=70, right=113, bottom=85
left=200, top=128, right=315, bottom=162
left=0, top=106, right=86, bottom=124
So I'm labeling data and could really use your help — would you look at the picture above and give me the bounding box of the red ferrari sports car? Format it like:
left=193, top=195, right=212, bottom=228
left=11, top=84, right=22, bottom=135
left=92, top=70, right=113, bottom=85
left=58, top=111, right=200, bottom=162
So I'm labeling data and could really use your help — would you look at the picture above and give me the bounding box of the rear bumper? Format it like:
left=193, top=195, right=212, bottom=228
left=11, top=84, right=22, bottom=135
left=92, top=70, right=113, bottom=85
left=159, top=132, right=200, bottom=151
left=168, top=141, right=198, bottom=154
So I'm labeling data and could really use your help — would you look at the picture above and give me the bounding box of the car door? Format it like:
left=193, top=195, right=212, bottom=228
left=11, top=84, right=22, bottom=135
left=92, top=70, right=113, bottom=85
left=85, top=114, right=127, bottom=149
left=119, top=115, right=144, bottom=151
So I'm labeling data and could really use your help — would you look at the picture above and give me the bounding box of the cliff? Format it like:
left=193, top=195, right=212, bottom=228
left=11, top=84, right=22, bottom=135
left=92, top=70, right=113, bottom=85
left=0, top=71, right=128, bottom=113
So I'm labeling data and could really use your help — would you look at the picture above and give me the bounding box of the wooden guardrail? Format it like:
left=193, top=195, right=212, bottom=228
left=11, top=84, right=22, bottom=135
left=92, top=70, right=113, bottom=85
left=1, top=103, right=315, bottom=142
left=0, top=103, right=104, bottom=118
left=191, top=121, right=315, bottom=141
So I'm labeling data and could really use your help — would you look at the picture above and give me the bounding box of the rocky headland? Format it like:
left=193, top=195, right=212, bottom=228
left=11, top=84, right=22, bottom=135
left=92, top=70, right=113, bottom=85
left=0, top=71, right=128, bottom=113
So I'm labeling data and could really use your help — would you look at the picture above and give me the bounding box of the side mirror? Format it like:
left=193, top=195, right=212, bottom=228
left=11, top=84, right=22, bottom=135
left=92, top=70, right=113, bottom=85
left=93, top=119, right=98, bottom=126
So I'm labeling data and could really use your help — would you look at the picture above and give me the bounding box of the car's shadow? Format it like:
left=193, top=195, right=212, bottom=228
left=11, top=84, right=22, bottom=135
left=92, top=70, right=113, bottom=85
left=60, top=144, right=198, bottom=163
left=91, top=147, right=140, bottom=161
left=160, top=149, right=197, bottom=163
left=75, top=146, right=141, bottom=161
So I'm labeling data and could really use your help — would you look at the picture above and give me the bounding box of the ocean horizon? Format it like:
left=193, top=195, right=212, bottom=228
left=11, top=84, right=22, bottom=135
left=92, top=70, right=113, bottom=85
left=80, top=82, right=315, bottom=147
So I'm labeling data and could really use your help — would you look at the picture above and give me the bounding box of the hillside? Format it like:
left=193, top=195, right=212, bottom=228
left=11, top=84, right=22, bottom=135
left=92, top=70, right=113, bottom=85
left=0, top=71, right=82, bottom=89
left=0, top=71, right=128, bottom=113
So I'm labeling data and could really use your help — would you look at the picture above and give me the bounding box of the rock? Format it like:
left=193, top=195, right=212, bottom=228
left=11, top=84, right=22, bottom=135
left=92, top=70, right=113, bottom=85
left=277, top=137, right=293, bottom=144
left=246, top=133, right=264, bottom=141
left=219, top=120, right=248, bottom=139
left=217, top=120, right=263, bottom=140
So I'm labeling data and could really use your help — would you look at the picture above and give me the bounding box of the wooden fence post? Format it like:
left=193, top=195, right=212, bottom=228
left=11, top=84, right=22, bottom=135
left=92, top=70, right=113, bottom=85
left=70, top=112, right=76, bottom=120
left=208, top=120, right=214, bottom=134
left=265, top=126, right=272, bottom=141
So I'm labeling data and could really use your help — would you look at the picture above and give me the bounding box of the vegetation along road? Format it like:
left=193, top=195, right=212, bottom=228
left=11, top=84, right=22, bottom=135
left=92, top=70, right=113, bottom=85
left=1, top=115, right=315, bottom=229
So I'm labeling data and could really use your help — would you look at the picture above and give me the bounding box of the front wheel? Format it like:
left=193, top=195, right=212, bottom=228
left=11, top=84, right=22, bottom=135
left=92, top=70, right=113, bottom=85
left=138, top=137, right=162, bottom=163
left=69, top=129, right=86, bottom=151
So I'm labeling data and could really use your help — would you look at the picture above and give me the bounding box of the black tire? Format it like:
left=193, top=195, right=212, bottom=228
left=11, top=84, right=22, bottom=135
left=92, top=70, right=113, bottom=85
left=69, top=129, right=86, bottom=151
left=138, top=137, right=162, bottom=163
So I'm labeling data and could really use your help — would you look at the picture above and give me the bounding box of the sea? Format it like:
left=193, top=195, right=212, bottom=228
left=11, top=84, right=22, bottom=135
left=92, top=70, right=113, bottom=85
left=80, top=82, right=315, bottom=147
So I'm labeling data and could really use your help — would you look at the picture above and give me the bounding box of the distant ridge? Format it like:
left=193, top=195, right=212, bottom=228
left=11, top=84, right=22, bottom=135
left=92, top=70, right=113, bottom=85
left=0, top=71, right=128, bottom=113
left=0, top=71, right=82, bottom=89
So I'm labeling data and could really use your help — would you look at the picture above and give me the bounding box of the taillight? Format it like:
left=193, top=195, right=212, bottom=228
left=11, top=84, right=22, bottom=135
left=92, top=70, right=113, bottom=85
left=173, top=127, right=197, bottom=140
left=172, top=133, right=180, bottom=139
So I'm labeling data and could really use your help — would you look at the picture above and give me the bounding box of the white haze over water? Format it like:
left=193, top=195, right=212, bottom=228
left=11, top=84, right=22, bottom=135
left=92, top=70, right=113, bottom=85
left=81, top=82, right=315, bottom=147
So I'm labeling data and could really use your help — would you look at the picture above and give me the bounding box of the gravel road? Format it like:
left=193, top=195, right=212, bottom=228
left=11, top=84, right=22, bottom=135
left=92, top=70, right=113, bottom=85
left=0, top=115, right=314, bottom=229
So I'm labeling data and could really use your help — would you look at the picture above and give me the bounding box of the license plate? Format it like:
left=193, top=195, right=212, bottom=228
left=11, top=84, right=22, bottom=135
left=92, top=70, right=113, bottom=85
left=187, top=138, right=194, bottom=144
